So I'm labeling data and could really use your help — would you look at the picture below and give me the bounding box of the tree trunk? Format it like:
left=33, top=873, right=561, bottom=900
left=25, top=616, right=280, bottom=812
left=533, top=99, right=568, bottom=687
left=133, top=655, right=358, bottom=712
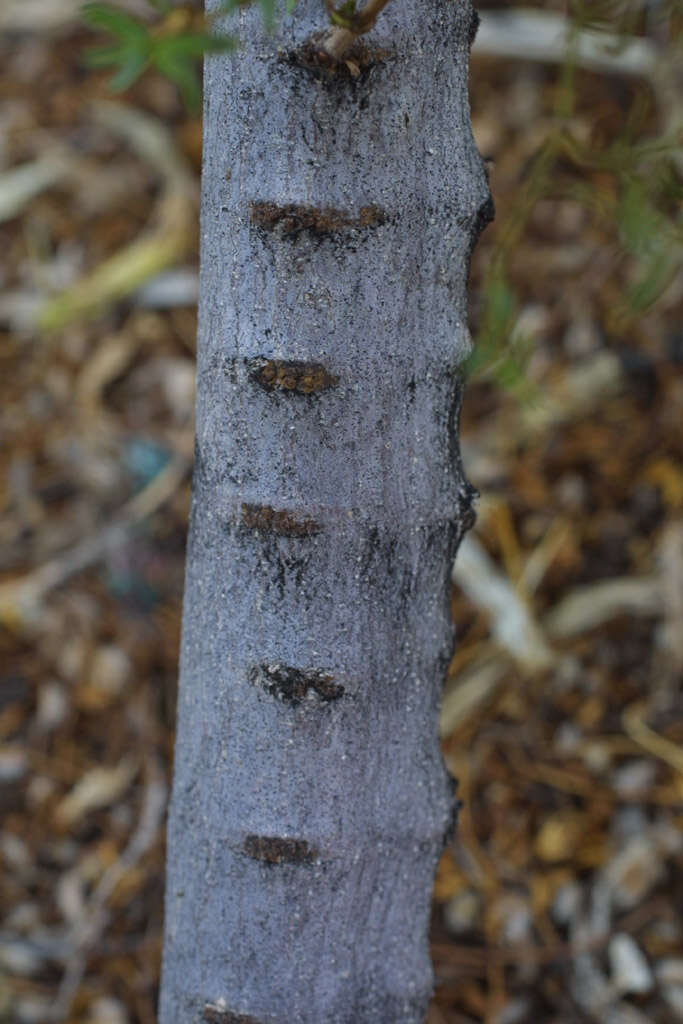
left=159, top=1, right=491, bottom=1021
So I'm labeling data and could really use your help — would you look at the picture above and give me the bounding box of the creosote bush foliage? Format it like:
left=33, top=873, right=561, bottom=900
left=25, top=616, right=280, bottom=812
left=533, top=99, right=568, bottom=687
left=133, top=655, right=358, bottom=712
left=82, top=0, right=305, bottom=110
left=468, top=0, right=682, bottom=394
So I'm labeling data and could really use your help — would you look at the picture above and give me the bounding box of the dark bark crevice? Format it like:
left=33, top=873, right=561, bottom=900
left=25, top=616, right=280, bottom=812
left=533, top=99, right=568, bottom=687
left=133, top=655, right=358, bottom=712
left=242, top=834, right=318, bottom=865
left=248, top=358, right=339, bottom=395
left=240, top=503, right=322, bottom=537
left=249, top=663, right=344, bottom=705
left=468, top=6, right=481, bottom=47
left=249, top=200, right=389, bottom=239
left=280, top=34, right=394, bottom=84
left=472, top=194, right=496, bottom=244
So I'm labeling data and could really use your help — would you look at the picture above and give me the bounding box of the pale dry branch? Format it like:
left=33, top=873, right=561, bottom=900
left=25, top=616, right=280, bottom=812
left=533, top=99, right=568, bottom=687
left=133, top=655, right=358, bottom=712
left=544, top=577, right=661, bottom=639
left=0, top=156, right=71, bottom=223
left=472, top=9, right=657, bottom=78
left=51, top=760, right=168, bottom=1023
left=452, top=534, right=555, bottom=672
left=37, top=102, right=196, bottom=331
left=0, top=455, right=190, bottom=628
left=622, top=702, right=683, bottom=779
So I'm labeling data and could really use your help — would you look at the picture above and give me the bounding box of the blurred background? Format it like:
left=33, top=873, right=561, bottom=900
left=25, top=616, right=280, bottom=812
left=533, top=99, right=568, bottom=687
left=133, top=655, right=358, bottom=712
left=0, top=1, right=681, bottom=1022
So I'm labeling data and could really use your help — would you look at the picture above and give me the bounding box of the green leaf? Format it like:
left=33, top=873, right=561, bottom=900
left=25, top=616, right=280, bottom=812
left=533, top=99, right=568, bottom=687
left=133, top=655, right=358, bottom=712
left=81, top=2, right=151, bottom=90
left=258, top=0, right=276, bottom=29
left=81, top=3, right=149, bottom=44
left=152, top=32, right=236, bottom=60
left=202, top=34, right=239, bottom=54
left=217, top=0, right=257, bottom=14
left=151, top=47, right=202, bottom=111
left=216, top=0, right=284, bottom=29
left=465, top=263, right=526, bottom=391
left=626, top=251, right=677, bottom=314
left=108, top=48, right=150, bottom=90
left=83, top=42, right=129, bottom=68
left=148, top=32, right=237, bottom=110
left=617, top=177, right=663, bottom=256
left=83, top=36, right=150, bottom=87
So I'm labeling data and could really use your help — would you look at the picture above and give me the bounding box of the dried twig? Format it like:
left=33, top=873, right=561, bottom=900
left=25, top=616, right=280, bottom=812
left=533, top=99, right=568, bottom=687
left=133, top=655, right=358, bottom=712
left=38, top=101, right=196, bottom=331
left=440, top=654, right=507, bottom=738
left=452, top=534, right=554, bottom=672
left=0, top=455, right=190, bottom=627
left=622, top=701, right=683, bottom=779
left=472, top=10, right=656, bottom=78
left=0, top=155, right=71, bottom=223
left=51, top=759, right=168, bottom=1023
left=544, top=577, right=661, bottom=639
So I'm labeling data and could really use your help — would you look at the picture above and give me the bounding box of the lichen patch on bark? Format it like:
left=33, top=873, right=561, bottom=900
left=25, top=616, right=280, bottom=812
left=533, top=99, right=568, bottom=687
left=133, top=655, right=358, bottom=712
left=249, top=663, right=344, bottom=705
left=249, top=358, right=338, bottom=395
left=249, top=201, right=388, bottom=239
left=242, top=834, right=317, bottom=865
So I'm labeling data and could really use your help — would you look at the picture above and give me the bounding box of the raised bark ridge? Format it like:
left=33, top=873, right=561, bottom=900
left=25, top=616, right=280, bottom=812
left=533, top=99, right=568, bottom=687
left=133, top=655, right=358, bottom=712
left=160, top=1, right=490, bottom=1021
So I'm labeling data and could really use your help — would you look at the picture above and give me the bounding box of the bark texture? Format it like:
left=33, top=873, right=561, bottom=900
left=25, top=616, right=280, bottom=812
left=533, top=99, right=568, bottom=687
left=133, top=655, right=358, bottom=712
left=160, top=1, right=490, bottom=1021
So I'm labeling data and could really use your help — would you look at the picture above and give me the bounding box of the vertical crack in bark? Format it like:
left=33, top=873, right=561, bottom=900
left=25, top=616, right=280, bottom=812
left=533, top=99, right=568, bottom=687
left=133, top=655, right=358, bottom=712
left=243, top=834, right=318, bottom=865
left=249, top=663, right=344, bottom=705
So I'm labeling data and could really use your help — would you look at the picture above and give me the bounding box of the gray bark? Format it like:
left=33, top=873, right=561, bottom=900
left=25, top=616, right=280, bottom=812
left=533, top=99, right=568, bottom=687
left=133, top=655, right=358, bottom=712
left=159, top=1, right=490, bottom=1021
